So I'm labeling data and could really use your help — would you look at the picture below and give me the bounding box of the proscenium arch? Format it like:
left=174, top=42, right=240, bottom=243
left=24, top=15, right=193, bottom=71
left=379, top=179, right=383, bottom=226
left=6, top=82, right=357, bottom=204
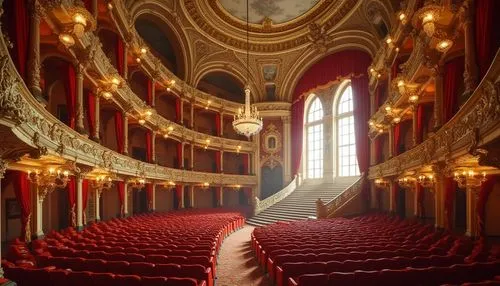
left=130, top=2, right=191, bottom=81
left=196, top=71, right=245, bottom=104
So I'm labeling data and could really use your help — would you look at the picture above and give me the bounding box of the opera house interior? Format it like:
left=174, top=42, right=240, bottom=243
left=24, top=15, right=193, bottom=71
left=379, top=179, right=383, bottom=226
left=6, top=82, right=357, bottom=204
left=0, top=0, right=499, bottom=285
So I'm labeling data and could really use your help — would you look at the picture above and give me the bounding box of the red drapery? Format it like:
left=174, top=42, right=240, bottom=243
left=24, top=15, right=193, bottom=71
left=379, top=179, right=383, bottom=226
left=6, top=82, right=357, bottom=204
left=65, top=64, right=77, bottom=129
left=416, top=184, right=425, bottom=218
left=176, top=143, right=183, bottom=168
left=67, top=177, right=76, bottom=228
left=242, top=153, right=249, bottom=175
left=114, top=112, right=124, bottom=153
left=175, top=185, right=183, bottom=209
left=477, top=175, right=497, bottom=237
left=475, top=0, right=500, bottom=79
left=7, top=171, right=32, bottom=241
left=86, top=91, right=96, bottom=137
left=215, top=113, right=221, bottom=136
left=82, top=179, right=89, bottom=224
left=5, top=0, right=29, bottom=79
left=444, top=178, right=457, bottom=230
left=117, top=182, right=125, bottom=217
left=291, top=50, right=371, bottom=176
left=351, top=76, right=370, bottom=173
left=175, top=98, right=182, bottom=123
left=146, top=130, right=152, bottom=162
left=215, top=151, right=221, bottom=173
left=416, top=104, right=424, bottom=144
left=146, top=183, right=153, bottom=211
left=393, top=123, right=401, bottom=156
left=116, top=38, right=125, bottom=77
left=147, top=79, right=154, bottom=106
left=443, top=56, right=465, bottom=123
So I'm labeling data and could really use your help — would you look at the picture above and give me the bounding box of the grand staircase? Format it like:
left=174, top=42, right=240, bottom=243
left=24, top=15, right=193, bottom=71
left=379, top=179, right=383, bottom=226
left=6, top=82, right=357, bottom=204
left=247, top=177, right=358, bottom=226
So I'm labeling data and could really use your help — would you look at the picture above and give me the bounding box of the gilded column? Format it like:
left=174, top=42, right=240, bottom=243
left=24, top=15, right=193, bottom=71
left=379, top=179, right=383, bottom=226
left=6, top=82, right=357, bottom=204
left=75, top=64, right=86, bottom=134
left=32, top=184, right=44, bottom=238
left=412, top=105, right=418, bottom=147
left=123, top=44, right=128, bottom=80
left=76, top=174, right=84, bottom=231
left=91, top=0, right=98, bottom=19
left=369, top=88, right=376, bottom=116
left=282, top=115, right=292, bottom=184
left=220, top=150, right=224, bottom=173
left=190, top=101, right=195, bottom=129
left=123, top=183, right=128, bottom=217
left=95, top=188, right=101, bottom=221
left=150, top=80, right=156, bottom=107
left=190, top=143, right=194, bottom=170
left=180, top=99, right=184, bottom=125
left=461, top=0, right=478, bottom=97
left=180, top=142, right=185, bottom=169
left=27, top=0, right=43, bottom=102
left=123, top=112, right=129, bottom=155
left=0, top=160, right=6, bottom=277
left=219, top=111, right=224, bottom=136
left=432, top=163, right=446, bottom=229
left=388, top=127, right=394, bottom=158
left=93, top=94, right=100, bottom=141
left=151, top=131, right=156, bottom=163
left=189, top=185, right=195, bottom=208
left=151, top=184, right=156, bottom=211
left=433, top=66, right=444, bottom=130
left=218, top=187, right=224, bottom=207
left=179, top=186, right=185, bottom=208
left=465, top=187, right=479, bottom=237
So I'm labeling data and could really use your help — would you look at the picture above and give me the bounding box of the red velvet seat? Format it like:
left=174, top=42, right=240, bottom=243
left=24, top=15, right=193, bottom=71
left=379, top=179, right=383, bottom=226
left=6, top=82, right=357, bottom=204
left=106, top=261, right=130, bottom=274
left=90, top=272, right=116, bottom=286
left=146, top=254, right=169, bottom=264
left=67, top=271, right=94, bottom=286
left=165, top=277, right=199, bottom=286
left=328, top=271, right=356, bottom=286
left=296, top=273, right=328, bottom=286
left=155, top=263, right=182, bottom=277
left=142, top=276, right=168, bottom=286
left=113, top=274, right=142, bottom=286
left=129, top=262, right=156, bottom=276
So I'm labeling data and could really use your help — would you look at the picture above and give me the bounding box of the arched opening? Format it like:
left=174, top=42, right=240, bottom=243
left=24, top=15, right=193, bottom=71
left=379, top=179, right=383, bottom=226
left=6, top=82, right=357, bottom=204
left=97, top=28, right=120, bottom=70
left=197, top=72, right=245, bottom=103
left=129, top=71, right=150, bottom=104
left=304, top=96, right=324, bottom=179
left=135, top=17, right=185, bottom=79
left=336, top=84, right=359, bottom=177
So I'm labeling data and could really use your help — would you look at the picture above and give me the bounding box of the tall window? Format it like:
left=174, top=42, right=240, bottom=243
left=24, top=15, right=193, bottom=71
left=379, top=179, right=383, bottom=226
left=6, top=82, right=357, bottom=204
left=337, top=85, right=359, bottom=176
left=306, top=97, right=323, bottom=179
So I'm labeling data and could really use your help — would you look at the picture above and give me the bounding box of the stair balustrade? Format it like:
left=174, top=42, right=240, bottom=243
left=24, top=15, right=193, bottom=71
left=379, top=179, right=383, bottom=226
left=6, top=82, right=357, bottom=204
left=254, top=175, right=300, bottom=215
left=316, top=174, right=367, bottom=219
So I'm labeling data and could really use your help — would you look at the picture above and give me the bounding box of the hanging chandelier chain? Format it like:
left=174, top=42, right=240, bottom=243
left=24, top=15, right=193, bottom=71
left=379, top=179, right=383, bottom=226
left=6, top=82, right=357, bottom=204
left=246, top=0, right=249, bottom=86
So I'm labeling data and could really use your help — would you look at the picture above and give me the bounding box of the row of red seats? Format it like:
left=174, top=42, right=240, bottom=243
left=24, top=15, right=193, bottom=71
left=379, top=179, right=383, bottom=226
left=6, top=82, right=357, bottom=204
left=288, top=261, right=500, bottom=286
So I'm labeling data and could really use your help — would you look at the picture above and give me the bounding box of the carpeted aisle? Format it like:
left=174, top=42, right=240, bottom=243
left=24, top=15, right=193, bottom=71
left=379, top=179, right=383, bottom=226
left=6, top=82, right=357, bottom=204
left=216, top=225, right=272, bottom=286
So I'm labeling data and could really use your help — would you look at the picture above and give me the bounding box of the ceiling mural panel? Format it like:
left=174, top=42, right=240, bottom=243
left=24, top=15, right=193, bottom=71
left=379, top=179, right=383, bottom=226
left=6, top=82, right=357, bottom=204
left=219, top=0, right=320, bottom=24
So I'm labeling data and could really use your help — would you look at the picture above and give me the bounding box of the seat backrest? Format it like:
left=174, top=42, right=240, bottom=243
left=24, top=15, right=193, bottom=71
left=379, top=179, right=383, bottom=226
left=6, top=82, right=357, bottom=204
left=129, top=262, right=156, bottom=276
left=165, top=277, right=198, bottom=286
left=141, top=276, right=168, bottom=286
left=146, top=254, right=169, bottom=264
left=155, top=263, right=182, bottom=277
left=114, top=274, right=142, bottom=286
left=298, top=273, right=328, bottom=286
left=106, top=260, right=131, bottom=274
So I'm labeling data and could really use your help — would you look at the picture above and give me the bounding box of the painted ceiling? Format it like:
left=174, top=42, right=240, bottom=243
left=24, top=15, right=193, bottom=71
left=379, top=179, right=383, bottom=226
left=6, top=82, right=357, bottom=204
left=218, top=0, right=321, bottom=24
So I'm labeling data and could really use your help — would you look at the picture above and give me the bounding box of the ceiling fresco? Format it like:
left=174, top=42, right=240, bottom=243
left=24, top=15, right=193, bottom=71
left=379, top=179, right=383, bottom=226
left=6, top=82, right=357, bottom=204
left=218, top=0, right=321, bottom=24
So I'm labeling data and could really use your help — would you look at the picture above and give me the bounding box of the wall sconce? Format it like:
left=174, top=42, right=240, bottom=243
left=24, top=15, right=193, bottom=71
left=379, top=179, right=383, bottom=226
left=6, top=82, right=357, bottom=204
left=397, top=80, right=406, bottom=94
left=72, top=13, right=87, bottom=38
left=395, top=47, right=400, bottom=52
left=138, top=118, right=146, bottom=125
left=422, top=12, right=437, bottom=37
left=204, top=139, right=211, bottom=150
left=145, top=108, right=153, bottom=117
left=385, top=36, right=393, bottom=45
left=28, top=168, right=70, bottom=201
left=131, top=178, right=146, bottom=189
left=384, top=105, right=392, bottom=114
left=202, top=182, right=210, bottom=189
left=369, top=120, right=374, bottom=127
left=205, top=100, right=212, bottom=110
left=436, top=39, right=453, bottom=53
left=398, top=12, right=406, bottom=23
left=165, top=79, right=175, bottom=92
left=59, top=33, right=75, bottom=47
left=398, top=176, right=415, bottom=189
left=374, top=178, right=389, bottom=189
left=392, top=117, right=401, bottom=124
left=453, top=169, right=486, bottom=189
left=236, top=145, right=242, bottom=153
left=408, top=94, right=419, bottom=104
left=101, top=91, right=113, bottom=99
left=378, top=128, right=384, bottom=133
left=92, top=175, right=113, bottom=190
left=417, top=174, right=435, bottom=188
left=163, top=126, right=174, bottom=138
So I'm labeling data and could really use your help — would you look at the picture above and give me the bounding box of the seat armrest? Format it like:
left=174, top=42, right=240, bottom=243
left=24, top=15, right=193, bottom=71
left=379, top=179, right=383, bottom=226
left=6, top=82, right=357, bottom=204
left=288, top=277, right=299, bottom=286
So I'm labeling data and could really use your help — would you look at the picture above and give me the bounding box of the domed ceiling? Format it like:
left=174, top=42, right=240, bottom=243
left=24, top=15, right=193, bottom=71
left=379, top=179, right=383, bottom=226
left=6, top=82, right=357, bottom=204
left=219, top=0, right=321, bottom=24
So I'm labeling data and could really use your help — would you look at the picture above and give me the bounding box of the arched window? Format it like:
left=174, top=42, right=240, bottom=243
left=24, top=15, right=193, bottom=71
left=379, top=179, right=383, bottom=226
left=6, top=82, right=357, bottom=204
left=305, top=97, right=324, bottom=179
left=337, top=85, right=359, bottom=177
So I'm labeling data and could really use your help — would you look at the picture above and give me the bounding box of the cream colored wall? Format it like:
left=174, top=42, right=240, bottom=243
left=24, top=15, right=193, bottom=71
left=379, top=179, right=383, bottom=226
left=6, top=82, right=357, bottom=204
left=485, top=183, right=500, bottom=236
left=155, top=190, right=174, bottom=212
left=194, top=188, right=214, bottom=208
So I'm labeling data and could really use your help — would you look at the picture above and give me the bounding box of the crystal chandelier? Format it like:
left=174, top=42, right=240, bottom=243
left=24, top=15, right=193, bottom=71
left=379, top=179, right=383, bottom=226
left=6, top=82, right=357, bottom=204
left=232, top=0, right=263, bottom=138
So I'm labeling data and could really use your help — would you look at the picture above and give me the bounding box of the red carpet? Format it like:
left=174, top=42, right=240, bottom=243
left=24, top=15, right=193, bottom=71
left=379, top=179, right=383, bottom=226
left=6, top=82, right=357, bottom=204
left=216, top=225, right=271, bottom=286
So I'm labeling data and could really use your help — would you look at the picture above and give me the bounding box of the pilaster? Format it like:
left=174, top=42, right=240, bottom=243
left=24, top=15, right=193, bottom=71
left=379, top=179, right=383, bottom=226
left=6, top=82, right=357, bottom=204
left=282, top=115, right=292, bottom=184
left=76, top=174, right=84, bottom=231
left=123, top=112, right=129, bottom=155
left=75, top=64, right=86, bottom=134
left=27, top=0, right=43, bottom=102
left=93, top=94, right=100, bottom=141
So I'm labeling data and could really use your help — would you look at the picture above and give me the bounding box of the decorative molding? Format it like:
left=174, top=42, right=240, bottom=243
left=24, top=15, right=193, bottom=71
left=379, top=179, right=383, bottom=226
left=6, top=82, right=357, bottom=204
left=317, top=174, right=366, bottom=218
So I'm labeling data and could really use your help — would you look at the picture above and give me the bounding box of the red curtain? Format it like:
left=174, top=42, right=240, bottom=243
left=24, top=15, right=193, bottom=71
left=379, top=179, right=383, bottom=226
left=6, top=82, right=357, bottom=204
left=114, top=111, right=124, bottom=153
left=146, top=184, right=153, bottom=211
left=477, top=175, right=497, bottom=237
left=444, top=178, right=457, bottom=230
left=5, top=0, right=29, bottom=79
left=67, top=177, right=77, bottom=228
left=443, top=56, right=465, bottom=123
left=147, top=79, right=154, bottom=106
left=393, top=123, right=401, bottom=156
left=117, top=182, right=125, bottom=217
left=291, top=97, right=305, bottom=176
left=116, top=38, right=125, bottom=77
left=351, top=76, right=370, bottom=173
left=215, top=151, right=221, bottom=173
left=86, top=91, right=96, bottom=137
left=215, top=113, right=221, bottom=136
left=475, top=0, right=500, bottom=79
left=146, top=130, right=152, bottom=162
left=175, top=185, right=183, bottom=209
left=82, top=179, right=89, bottom=224
left=176, top=142, right=183, bottom=168
left=175, top=98, right=182, bottom=123
left=7, top=171, right=31, bottom=241
left=291, top=50, right=371, bottom=176
left=242, top=153, right=249, bottom=175
left=65, top=64, right=77, bottom=129
left=416, top=104, right=424, bottom=144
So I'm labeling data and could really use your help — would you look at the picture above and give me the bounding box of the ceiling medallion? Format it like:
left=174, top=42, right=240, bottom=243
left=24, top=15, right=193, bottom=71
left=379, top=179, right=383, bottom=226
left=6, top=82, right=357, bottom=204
left=233, top=0, right=263, bottom=138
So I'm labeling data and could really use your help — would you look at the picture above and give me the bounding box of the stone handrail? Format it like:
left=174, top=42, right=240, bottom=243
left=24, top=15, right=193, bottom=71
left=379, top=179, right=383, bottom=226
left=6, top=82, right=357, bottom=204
left=0, top=24, right=257, bottom=186
left=368, top=50, right=500, bottom=179
left=254, top=175, right=299, bottom=215
left=316, top=174, right=366, bottom=219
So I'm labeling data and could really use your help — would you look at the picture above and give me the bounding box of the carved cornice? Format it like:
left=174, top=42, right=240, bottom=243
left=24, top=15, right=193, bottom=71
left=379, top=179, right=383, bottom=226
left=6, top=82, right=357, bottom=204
left=368, top=51, right=500, bottom=179
left=0, top=31, right=257, bottom=186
